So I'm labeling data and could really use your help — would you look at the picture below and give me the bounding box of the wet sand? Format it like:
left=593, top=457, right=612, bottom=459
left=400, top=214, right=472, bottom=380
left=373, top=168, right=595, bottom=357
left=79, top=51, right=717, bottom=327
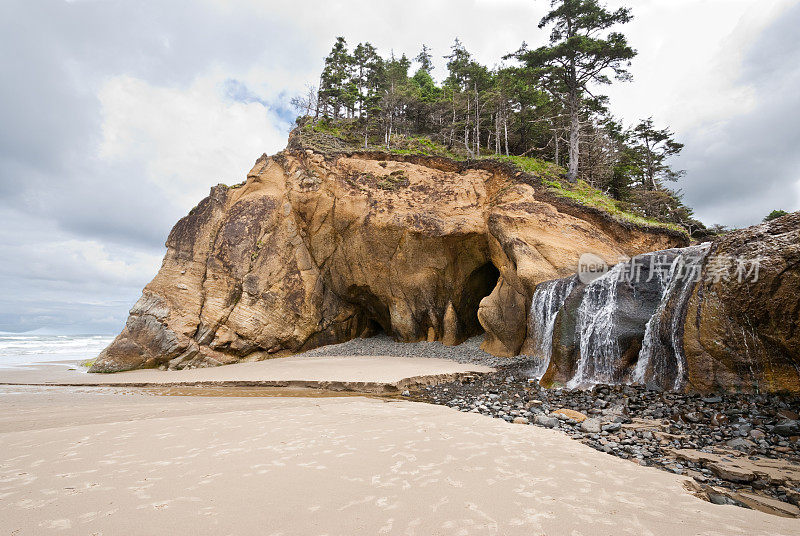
left=0, top=355, right=494, bottom=393
left=1, top=388, right=798, bottom=535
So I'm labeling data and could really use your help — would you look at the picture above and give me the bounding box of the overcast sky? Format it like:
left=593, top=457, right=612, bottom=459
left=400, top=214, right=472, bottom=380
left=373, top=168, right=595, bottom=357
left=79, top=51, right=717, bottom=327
left=1, top=0, right=798, bottom=334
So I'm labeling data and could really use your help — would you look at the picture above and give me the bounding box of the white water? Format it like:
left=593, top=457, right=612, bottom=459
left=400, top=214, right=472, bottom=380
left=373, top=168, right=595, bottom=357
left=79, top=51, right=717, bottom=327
left=524, top=244, right=711, bottom=390
left=567, top=263, right=627, bottom=388
left=630, top=260, right=676, bottom=384
left=632, top=243, right=711, bottom=390
left=0, top=334, right=113, bottom=369
left=527, top=276, right=578, bottom=377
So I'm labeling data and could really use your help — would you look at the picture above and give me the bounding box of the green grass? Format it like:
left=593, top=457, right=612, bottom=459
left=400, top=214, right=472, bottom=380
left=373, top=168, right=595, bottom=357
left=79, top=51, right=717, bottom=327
left=386, top=139, right=684, bottom=234
left=483, top=154, right=686, bottom=234
left=550, top=180, right=685, bottom=233
left=485, top=154, right=565, bottom=180
left=308, top=118, right=345, bottom=138
left=388, top=136, right=465, bottom=159
left=376, top=170, right=410, bottom=190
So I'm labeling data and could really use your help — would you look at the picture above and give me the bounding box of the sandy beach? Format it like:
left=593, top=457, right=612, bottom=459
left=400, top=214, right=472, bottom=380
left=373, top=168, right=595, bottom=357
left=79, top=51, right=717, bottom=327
left=2, top=386, right=799, bottom=535
left=0, top=354, right=494, bottom=394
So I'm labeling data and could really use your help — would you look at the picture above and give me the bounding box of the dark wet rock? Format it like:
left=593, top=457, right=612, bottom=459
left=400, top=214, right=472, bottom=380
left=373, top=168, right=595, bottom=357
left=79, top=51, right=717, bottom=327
left=683, top=213, right=800, bottom=393
left=773, top=420, right=800, bottom=437
left=535, top=415, right=560, bottom=428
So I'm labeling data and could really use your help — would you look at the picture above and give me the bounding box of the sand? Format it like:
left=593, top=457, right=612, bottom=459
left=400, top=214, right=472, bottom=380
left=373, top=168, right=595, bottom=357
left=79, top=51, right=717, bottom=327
left=1, top=388, right=798, bottom=535
left=0, top=355, right=494, bottom=393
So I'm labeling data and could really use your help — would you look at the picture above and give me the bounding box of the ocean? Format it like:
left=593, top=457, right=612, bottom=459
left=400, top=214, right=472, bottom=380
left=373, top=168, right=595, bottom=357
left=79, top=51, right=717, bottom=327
left=0, top=334, right=114, bottom=369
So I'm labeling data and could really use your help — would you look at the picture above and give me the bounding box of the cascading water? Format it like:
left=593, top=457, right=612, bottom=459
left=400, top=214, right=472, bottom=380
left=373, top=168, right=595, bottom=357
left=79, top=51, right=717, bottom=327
left=630, top=261, right=675, bottom=384
left=525, top=244, right=712, bottom=390
left=525, top=276, right=578, bottom=377
left=631, top=243, right=711, bottom=390
left=566, top=263, right=627, bottom=388
left=530, top=243, right=713, bottom=390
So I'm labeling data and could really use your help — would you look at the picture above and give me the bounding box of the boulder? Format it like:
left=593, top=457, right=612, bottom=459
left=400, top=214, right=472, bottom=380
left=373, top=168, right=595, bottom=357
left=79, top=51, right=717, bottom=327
left=552, top=408, right=588, bottom=422
left=534, top=415, right=560, bottom=428
left=773, top=420, right=800, bottom=437
left=580, top=418, right=602, bottom=433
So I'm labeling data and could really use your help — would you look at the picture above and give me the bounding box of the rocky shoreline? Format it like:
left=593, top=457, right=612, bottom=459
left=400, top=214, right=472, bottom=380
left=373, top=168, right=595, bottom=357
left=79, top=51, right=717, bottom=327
left=415, top=364, right=800, bottom=518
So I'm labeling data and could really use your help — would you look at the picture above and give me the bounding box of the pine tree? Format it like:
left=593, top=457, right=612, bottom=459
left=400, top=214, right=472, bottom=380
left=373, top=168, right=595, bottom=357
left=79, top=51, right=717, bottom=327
left=319, top=37, right=353, bottom=119
left=381, top=53, right=411, bottom=147
left=629, top=117, right=684, bottom=190
left=352, top=42, right=383, bottom=119
left=516, top=0, right=636, bottom=182
left=415, top=44, right=433, bottom=73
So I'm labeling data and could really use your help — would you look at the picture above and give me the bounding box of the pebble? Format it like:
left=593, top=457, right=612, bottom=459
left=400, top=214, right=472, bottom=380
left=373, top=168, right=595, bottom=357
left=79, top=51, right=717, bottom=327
left=296, top=333, right=535, bottom=368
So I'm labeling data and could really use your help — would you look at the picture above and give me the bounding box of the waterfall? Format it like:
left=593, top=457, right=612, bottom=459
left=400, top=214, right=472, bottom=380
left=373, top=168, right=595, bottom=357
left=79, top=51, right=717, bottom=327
left=630, top=261, right=675, bottom=384
left=526, top=244, right=712, bottom=391
left=526, top=276, right=578, bottom=377
left=566, top=263, right=627, bottom=388
left=632, top=243, right=711, bottom=390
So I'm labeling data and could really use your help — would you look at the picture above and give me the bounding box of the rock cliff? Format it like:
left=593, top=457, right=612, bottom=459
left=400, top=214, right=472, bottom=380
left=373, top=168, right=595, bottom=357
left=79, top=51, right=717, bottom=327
left=682, top=213, right=800, bottom=393
left=536, top=213, right=800, bottom=393
left=90, top=135, right=683, bottom=372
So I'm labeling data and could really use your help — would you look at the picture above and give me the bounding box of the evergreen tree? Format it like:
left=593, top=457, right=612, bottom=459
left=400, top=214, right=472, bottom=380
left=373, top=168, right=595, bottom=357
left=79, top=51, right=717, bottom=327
left=319, top=37, right=353, bottom=118
left=629, top=117, right=685, bottom=190
left=381, top=53, right=412, bottom=147
left=415, top=44, right=433, bottom=73
left=515, top=0, right=636, bottom=182
left=352, top=42, right=383, bottom=119
left=295, top=22, right=704, bottom=235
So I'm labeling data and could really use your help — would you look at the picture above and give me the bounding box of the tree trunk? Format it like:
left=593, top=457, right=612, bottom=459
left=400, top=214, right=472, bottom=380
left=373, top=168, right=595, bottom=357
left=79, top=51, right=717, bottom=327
left=465, top=98, right=471, bottom=156
left=503, top=109, right=509, bottom=157
left=474, top=82, right=480, bottom=157
left=363, top=111, right=368, bottom=149
left=554, top=131, right=559, bottom=167
left=495, top=112, right=500, bottom=154
left=387, top=112, right=393, bottom=150
left=567, top=90, right=580, bottom=183
left=450, top=93, right=456, bottom=147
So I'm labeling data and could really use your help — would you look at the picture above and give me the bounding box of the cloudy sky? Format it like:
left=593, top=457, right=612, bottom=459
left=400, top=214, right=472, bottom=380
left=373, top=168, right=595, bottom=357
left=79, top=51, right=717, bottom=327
left=1, top=0, right=798, bottom=334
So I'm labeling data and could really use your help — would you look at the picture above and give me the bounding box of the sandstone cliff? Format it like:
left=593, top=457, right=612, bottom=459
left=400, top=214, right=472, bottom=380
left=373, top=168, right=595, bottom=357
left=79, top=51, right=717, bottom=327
left=91, top=135, right=684, bottom=372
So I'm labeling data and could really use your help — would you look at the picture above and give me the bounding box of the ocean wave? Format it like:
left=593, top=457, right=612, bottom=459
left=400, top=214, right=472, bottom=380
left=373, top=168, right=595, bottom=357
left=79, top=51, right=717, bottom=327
left=0, top=335, right=114, bottom=368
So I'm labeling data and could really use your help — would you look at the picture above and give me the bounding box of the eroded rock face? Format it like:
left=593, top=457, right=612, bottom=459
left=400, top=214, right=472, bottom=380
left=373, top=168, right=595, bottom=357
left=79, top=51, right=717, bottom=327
left=533, top=213, right=800, bottom=393
left=91, top=144, right=683, bottom=372
left=682, top=213, right=800, bottom=393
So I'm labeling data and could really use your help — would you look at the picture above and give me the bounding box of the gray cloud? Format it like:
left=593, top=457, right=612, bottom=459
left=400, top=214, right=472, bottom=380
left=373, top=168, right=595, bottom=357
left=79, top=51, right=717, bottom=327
left=0, top=0, right=308, bottom=332
left=676, top=2, right=800, bottom=227
left=1, top=0, right=797, bottom=333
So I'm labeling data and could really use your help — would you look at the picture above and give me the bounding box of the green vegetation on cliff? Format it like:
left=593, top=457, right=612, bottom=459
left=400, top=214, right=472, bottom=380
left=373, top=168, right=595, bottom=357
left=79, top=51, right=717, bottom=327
left=294, top=122, right=685, bottom=235
left=292, top=0, right=705, bottom=237
left=765, top=209, right=789, bottom=222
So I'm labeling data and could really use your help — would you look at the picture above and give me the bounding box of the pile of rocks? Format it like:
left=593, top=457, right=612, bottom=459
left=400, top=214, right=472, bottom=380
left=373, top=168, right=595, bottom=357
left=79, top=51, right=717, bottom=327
left=416, top=364, right=800, bottom=517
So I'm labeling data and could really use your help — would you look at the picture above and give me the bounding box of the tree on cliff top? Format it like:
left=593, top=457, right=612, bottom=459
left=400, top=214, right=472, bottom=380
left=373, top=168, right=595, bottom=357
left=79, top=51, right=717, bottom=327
left=764, top=209, right=789, bottom=222
left=628, top=117, right=685, bottom=190
left=319, top=37, right=352, bottom=118
left=515, top=0, right=636, bottom=182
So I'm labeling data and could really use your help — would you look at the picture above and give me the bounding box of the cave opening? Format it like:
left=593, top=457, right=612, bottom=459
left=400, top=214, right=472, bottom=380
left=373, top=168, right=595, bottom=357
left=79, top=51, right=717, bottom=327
left=454, top=262, right=500, bottom=338
left=345, top=285, right=393, bottom=337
